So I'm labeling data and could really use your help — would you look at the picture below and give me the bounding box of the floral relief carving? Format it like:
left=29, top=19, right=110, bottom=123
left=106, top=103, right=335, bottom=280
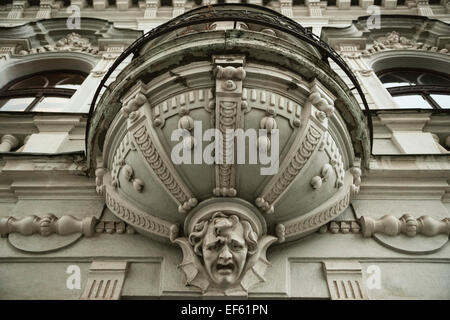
left=18, top=33, right=100, bottom=56
left=363, top=31, right=449, bottom=56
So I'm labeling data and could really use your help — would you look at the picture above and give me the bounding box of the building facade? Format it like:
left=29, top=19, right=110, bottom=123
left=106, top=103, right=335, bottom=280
left=0, top=1, right=449, bottom=299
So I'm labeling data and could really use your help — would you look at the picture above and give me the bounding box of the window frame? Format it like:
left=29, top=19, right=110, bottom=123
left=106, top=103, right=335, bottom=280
left=377, top=68, right=450, bottom=110
left=0, top=70, right=88, bottom=112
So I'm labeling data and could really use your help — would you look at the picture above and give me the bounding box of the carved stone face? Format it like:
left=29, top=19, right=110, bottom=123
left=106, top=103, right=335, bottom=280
left=201, top=215, right=249, bottom=287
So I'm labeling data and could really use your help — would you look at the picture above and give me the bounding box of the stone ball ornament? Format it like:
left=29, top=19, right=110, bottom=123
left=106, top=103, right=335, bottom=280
left=87, top=4, right=371, bottom=296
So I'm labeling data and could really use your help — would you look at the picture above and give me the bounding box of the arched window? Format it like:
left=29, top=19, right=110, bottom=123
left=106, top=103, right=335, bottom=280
left=0, top=70, right=86, bottom=112
left=377, top=68, right=450, bottom=109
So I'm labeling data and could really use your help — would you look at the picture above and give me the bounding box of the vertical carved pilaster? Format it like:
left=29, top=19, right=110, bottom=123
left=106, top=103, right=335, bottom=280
left=212, top=56, right=246, bottom=197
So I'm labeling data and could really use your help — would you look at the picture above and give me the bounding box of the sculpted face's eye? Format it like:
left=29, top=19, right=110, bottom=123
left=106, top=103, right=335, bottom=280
left=206, top=241, right=221, bottom=251
left=230, top=240, right=244, bottom=251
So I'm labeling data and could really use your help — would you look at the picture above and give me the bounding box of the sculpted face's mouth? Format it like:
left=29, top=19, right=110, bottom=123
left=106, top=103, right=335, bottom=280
left=216, top=262, right=234, bottom=275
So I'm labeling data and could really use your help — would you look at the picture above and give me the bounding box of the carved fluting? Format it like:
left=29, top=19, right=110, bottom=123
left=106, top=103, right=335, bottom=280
left=0, top=214, right=96, bottom=237
left=18, top=33, right=99, bottom=56
left=81, top=261, right=128, bottom=300
left=105, top=189, right=176, bottom=239
left=283, top=190, right=351, bottom=237
left=213, top=62, right=246, bottom=198
left=323, top=261, right=368, bottom=300
left=111, top=133, right=136, bottom=189
left=132, top=124, right=197, bottom=213
left=319, top=132, right=345, bottom=188
left=361, top=31, right=450, bottom=57
left=360, top=214, right=450, bottom=238
left=257, top=124, right=322, bottom=214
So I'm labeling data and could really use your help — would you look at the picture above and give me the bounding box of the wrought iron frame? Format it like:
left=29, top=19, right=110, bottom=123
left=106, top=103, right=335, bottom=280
left=86, top=3, right=373, bottom=152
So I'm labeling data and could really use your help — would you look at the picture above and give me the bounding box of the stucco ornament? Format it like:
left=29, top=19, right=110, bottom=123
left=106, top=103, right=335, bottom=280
left=172, top=205, right=277, bottom=296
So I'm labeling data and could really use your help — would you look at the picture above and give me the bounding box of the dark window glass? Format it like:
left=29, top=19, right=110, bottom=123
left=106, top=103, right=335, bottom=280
left=378, top=68, right=450, bottom=109
left=0, top=71, right=86, bottom=112
left=397, top=0, right=405, bottom=5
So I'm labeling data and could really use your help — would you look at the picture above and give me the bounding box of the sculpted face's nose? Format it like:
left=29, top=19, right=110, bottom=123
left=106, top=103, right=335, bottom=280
left=218, top=245, right=232, bottom=261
